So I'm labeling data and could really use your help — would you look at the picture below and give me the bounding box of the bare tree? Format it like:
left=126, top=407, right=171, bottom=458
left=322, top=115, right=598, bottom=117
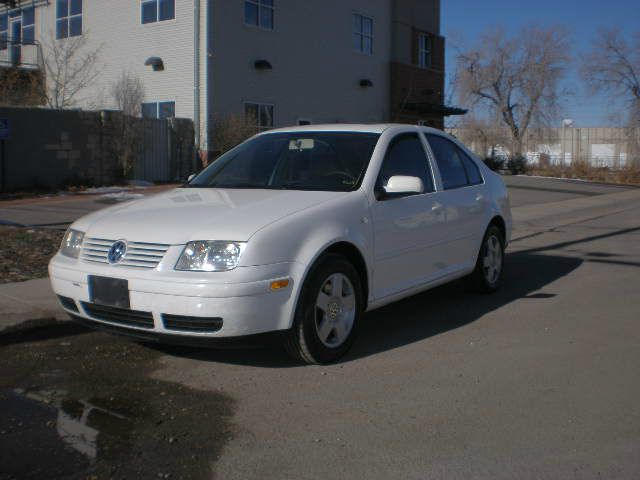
left=211, top=113, right=258, bottom=158
left=40, top=33, right=101, bottom=109
left=107, top=71, right=146, bottom=176
left=455, top=26, right=570, bottom=158
left=452, top=114, right=509, bottom=159
left=110, top=71, right=145, bottom=117
left=582, top=29, right=640, bottom=126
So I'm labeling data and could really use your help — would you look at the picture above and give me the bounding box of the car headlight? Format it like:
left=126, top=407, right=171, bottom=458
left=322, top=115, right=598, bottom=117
left=175, top=241, right=247, bottom=272
left=60, top=228, right=84, bottom=259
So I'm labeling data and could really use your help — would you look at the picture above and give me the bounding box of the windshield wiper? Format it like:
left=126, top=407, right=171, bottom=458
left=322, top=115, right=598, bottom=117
left=208, top=183, right=268, bottom=189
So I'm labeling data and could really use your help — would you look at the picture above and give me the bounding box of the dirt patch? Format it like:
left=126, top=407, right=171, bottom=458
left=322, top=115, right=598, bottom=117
left=0, top=226, right=64, bottom=283
left=0, top=328, right=235, bottom=480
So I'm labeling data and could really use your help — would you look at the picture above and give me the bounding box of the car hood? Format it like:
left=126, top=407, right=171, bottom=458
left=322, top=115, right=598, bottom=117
left=75, top=188, right=347, bottom=244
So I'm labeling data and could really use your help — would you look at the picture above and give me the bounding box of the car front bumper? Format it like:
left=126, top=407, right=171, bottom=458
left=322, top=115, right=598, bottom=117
left=49, top=253, right=302, bottom=340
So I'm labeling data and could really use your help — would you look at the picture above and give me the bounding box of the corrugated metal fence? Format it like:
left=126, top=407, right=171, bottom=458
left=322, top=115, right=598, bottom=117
left=0, top=106, right=196, bottom=192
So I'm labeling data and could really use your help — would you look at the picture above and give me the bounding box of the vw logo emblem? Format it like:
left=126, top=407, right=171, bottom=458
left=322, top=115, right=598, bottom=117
left=108, top=240, right=127, bottom=264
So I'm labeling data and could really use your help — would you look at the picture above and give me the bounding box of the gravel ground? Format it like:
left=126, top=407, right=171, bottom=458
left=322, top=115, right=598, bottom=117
left=0, top=227, right=64, bottom=284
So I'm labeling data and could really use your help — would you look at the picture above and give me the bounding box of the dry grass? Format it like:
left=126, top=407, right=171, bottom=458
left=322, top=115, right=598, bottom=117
left=0, top=227, right=64, bottom=283
left=527, top=163, right=640, bottom=186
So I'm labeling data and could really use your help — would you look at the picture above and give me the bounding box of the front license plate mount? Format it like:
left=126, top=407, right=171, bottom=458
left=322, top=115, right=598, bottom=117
left=89, top=276, right=130, bottom=309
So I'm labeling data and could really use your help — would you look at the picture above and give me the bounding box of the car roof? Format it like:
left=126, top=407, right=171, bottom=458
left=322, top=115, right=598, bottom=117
left=260, top=123, right=445, bottom=135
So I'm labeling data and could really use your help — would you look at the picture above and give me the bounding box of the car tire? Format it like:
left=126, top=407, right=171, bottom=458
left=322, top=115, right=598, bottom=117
left=468, top=225, right=505, bottom=293
left=284, top=254, right=363, bottom=364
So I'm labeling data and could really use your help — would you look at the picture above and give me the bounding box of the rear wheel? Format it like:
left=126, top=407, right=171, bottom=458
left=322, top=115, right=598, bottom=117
left=285, top=254, right=363, bottom=364
left=469, top=225, right=505, bottom=293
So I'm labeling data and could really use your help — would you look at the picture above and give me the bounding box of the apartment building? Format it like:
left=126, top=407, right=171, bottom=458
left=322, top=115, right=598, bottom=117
left=0, top=0, right=463, bottom=154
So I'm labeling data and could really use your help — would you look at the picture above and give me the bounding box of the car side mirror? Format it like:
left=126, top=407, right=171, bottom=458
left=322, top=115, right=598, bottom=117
left=187, top=174, right=196, bottom=182
left=383, top=176, right=424, bottom=196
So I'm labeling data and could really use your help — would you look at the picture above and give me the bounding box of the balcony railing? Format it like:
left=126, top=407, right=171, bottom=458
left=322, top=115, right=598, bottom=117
left=0, top=38, right=43, bottom=70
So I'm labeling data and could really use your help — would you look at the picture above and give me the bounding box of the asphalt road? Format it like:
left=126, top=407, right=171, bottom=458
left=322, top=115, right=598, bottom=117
left=1, top=176, right=639, bottom=480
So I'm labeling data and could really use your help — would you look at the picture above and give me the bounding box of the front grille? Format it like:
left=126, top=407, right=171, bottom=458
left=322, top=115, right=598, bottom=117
left=81, top=302, right=154, bottom=329
left=58, top=295, right=79, bottom=312
left=162, top=314, right=223, bottom=333
left=81, top=237, right=170, bottom=269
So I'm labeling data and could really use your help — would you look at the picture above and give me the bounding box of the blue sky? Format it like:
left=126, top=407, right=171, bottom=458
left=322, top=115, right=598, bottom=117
left=442, top=0, right=640, bottom=127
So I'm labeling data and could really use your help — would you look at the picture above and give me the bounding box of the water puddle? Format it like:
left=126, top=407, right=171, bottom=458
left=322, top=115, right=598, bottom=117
left=18, top=389, right=132, bottom=460
left=0, top=330, right=235, bottom=479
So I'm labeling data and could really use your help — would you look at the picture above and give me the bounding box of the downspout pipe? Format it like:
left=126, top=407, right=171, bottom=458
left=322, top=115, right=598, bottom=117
left=193, top=0, right=201, bottom=155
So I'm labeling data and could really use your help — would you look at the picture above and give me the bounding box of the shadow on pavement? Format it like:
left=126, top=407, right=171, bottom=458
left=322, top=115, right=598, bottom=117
left=158, top=252, right=582, bottom=367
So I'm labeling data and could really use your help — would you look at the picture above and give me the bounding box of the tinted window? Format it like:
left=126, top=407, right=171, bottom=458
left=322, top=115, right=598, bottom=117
left=426, top=135, right=468, bottom=190
left=459, top=148, right=483, bottom=185
left=377, top=134, right=434, bottom=194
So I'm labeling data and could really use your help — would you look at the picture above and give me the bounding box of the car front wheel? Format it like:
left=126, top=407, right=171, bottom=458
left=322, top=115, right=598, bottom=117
left=285, top=254, right=363, bottom=364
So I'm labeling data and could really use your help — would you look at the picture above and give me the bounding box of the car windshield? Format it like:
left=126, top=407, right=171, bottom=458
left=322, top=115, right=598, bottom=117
left=186, top=132, right=380, bottom=192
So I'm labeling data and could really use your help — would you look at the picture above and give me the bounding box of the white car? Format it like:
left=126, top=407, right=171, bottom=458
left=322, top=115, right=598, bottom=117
left=49, top=124, right=511, bottom=364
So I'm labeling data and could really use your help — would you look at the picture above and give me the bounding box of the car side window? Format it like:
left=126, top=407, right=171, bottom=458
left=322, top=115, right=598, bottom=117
left=376, top=133, right=434, bottom=195
left=457, top=147, right=483, bottom=185
left=426, top=134, right=469, bottom=190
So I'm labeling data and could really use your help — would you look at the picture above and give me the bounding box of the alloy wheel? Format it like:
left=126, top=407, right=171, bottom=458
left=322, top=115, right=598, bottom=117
left=483, top=234, right=503, bottom=285
left=314, top=273, right=357, bottom=348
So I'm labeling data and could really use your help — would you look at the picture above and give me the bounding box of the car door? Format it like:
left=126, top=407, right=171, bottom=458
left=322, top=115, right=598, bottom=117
left=424, top=134, right=487, bottom=270
left=369, top=133, right=449, bottom=300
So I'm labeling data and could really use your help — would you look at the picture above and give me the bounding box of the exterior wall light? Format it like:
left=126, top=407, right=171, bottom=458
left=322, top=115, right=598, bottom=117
left=144, top=57, right=165, bottom=71
left=254, top=60, right=273, bottom=70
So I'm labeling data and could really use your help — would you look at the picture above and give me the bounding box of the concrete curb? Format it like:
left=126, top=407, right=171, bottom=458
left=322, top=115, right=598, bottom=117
left=0, top=278, right=69, bottom=336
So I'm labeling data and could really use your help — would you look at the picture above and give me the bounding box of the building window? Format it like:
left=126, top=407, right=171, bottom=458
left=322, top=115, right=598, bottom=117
left=22, top=7, right=35, bottom=43
left=56, top=0, right=82, bottom=39
left=352, top=13, right=373, bottom=55
left=244, top=0, right=274, bottom=30
left=142, top=0, right=175, bottom=24
left=0, top=14, right=7, bottom=51
left=245, top=102, right=274, bottom=130
left=418, top=33, right=431, bottom=69
left=142, top=101, right=176, bottom=119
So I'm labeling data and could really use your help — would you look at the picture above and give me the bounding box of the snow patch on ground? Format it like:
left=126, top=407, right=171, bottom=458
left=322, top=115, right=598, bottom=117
left=77, top=181, right=154, bottom=195
left=98, top=192, right=146, bottom=203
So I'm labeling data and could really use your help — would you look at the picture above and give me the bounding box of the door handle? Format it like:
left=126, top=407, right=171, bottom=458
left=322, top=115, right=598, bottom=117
left=475, top=194, right=484, bottom=202
left=431, top=202, right=443, bottom=212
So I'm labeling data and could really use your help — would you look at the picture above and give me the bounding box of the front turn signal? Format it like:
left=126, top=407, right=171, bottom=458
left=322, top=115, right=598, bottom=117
left=270, top=279, right=290, bottom=291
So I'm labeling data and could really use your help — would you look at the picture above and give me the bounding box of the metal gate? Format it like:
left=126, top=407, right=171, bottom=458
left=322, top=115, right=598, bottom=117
left=134, top=118, right=170, bottom=182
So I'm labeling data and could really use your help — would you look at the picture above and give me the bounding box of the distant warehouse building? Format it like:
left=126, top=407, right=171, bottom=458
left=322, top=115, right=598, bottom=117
left=0, top=0, right=465, bottom=155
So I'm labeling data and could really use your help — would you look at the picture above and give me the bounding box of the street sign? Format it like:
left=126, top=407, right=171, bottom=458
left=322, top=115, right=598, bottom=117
left=0, top=118, right=9, bottom=140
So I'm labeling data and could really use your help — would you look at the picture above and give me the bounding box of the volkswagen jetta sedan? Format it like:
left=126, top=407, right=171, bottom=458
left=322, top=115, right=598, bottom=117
left=50, top=124, right=511, bottom=364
